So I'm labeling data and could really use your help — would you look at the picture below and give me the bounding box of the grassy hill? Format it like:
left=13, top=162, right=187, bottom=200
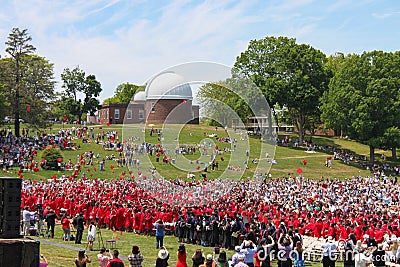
left=1, top=123, right=398, bottom=181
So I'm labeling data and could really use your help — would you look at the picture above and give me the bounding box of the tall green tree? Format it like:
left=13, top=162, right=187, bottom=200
left=4, top=28, right=36, bottom=137
left=61, top=67, right=102, bottom=123
left=321, top=51, right=400, bottom=163
left=20, top=55, right=56, bottom=127
left=198, top=77, right=269, bottom=127
left=103, top=83, right=145, bottom=104
left=1, top=29, right=55, bottom=133
left=320, top=53, right=348, bottom=136
left=233, top=36, right=330, bottom=144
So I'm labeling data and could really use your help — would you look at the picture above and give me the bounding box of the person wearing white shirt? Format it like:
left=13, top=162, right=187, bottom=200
left=22, top=206, right=36, bottom=236
left=321, top=236, right=337, bottom=267
left=87, top=221, right=96, bottom=251
left=355, top=250, right=371, bottom=267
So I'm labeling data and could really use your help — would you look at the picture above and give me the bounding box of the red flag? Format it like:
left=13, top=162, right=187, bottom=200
left=296, top=168, right=303, bottom=174
left=26, top=106, right=31, bottom=111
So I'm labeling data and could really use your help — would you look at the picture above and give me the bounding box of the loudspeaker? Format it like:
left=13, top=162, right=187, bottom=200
left=0, top=177, right=22, bottom=238
left=0, top=238, right=40, bottom=267
left=0, top=178, right=22, bottom=194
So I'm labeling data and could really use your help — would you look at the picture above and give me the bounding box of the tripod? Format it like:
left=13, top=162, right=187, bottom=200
left=96, top=228, right=105, bottom=250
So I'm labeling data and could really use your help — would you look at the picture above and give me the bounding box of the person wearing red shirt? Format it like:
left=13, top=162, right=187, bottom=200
left=314, top=219, right=323, bottom=238
left=107, top=250, right=125, bottom=267
left=61, top=214, right=71, bottom=241
left=374, top=224, right=386, bottom=244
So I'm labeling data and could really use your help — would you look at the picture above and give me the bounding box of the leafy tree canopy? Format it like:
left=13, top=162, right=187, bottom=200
left=103, top=83, right=145, bottom=104
left=321, top=51, right=400, bottom=162
left=1, top=28, right=55, bottom=133
left=233, top=36, right=330, bottom=143
left=60, top=66, right=102, bottom=122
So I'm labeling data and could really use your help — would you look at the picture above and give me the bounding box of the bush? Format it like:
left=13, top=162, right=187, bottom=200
left=41, top=148, right=63, bottom=170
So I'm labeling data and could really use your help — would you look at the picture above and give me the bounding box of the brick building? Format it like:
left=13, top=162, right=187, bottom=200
left=97, top=103, right=128, bottom=125
left=98, top=71, right=199, bottom=124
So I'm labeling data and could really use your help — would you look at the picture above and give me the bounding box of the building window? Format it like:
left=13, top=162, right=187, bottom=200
left=139, top=110, right=144, bottom=120
left=126, top=109, right=132, bottom=119
left=103, top=110, right=108, bottom=119
left=151, top=102, right=155, bottom=113
left=114, top=109, right=120, bottom=120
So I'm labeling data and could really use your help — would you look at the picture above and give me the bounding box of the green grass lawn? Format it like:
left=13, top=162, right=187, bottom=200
left=38, top=227, right=225, bottom=267
left=38, top=227, right=323, bottom=267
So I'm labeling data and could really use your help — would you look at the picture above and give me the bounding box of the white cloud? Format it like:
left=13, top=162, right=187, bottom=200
left=372, top=11, right=400, bottom=19
left=288, top=23, right=317, bottom=37
left=9, top=0, right=257, bottom=100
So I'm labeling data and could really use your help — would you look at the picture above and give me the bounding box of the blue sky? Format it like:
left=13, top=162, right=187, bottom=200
left=0, top=0, right=399, bottom=101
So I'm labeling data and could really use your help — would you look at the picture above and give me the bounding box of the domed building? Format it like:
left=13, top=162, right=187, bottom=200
left=99, top=71, right=199, bottom=125
left=143, top=71, right=199, bottom=124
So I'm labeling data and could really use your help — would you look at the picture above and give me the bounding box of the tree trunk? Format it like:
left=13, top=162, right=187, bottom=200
left=14, top=89, right=20, bottom=138
left=14, top=114, right=20, bottom=138
left=272, top=108, right=280, bottom=130
left=297, top=114, right=306, bottom=146
left=392, top=147, right=397, bottom=160
left=369, top=145, right=375, bottom=164
left=14, top=63, right=20, bottom=138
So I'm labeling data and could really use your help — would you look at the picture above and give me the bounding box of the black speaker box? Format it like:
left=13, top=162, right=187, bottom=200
left=0, top=177, right=22, bottom=238
left=2, top=191, right=21, bottom=207
left=0, top=220, right=21, bottom=238
left=0, top=238, right=40, bottom=267
left=0, top=178, right=22, bottom=192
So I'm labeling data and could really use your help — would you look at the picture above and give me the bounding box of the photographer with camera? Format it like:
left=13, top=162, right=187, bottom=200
left=22, top=206, right=36, bottom=236
left=98, top=247, right=112, bottom=267
left=74, top=250, right=91, bottom=267
left=239, top=240, right=257, bottom=267
left=277, top=233, right=294, bottom=267
left=39, top=254, right=48, bottom=267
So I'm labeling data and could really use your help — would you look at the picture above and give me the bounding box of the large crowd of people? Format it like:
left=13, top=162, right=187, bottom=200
left=1, top=124, right=399, bottom=266
left=21, top=174, right=400, bottom=248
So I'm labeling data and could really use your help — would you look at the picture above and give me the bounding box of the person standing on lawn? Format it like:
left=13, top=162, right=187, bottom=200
left=154, top=219, right=165, bottom=249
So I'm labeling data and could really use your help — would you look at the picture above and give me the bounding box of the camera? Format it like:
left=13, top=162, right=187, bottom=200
left=106, top=249, right=109, bottom=252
